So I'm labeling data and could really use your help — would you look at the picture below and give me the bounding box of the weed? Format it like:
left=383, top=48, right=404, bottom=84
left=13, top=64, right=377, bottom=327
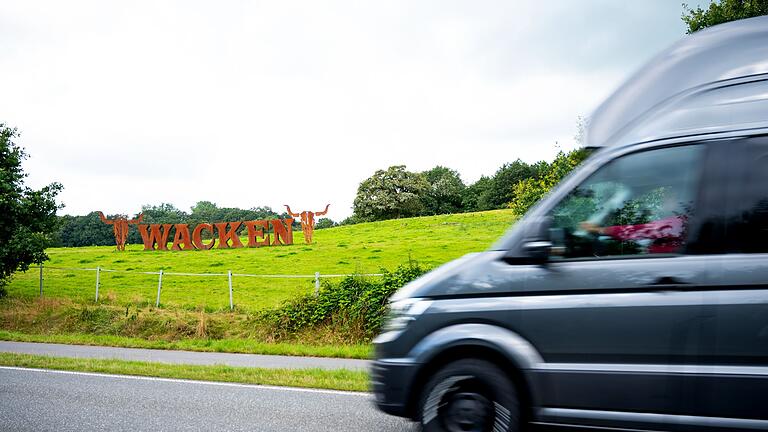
left=195, top=312, right=208, bottom=338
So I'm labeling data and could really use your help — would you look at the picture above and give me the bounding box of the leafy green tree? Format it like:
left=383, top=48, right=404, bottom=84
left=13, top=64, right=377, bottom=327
left=480, top=160, right=535, bottom=210
left=315, top=218, right=336, bottom=229
left=421, top=166, right=466, bottom=215
left=57, top=212, right=115, bottom=247
left=140, top=203, right=188, bottom=224
left=508, top=148, right=588, bottom=215
left=188, top=201, right=281, bottom=225
left=462, top=176, right=493, bottom=212
left=123, top=203, right=187, bottom=245
left=339, top=214, right=364, bottom=226
left=683, top=0, right=768, bottom=33
left=0, top=124, right=62, bottom=294
left=353, top=165, right=429, bottom=221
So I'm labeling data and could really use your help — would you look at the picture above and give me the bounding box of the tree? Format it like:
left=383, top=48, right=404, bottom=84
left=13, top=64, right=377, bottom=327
left=315, top=218, right=336, bottom=229
left=0, top=124, right=62, bottom=294
left=482, top=160, right=534, bottom=210
left=421, top=166, right=466, bottom=215
left=683, top=0, right=768, bottom=33
left=462, top=176, right=493, bottom=212
left=508, top=148, right=589, bottom=215
left=56, top=212, right=115, bottom=247
left=353, top=165, right=429, bottom=221
left=139, top=203, right=188, bottom=225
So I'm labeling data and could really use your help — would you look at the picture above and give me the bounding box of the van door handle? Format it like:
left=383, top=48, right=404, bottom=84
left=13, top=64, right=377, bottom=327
left=649, top=276, right=690, bottom=288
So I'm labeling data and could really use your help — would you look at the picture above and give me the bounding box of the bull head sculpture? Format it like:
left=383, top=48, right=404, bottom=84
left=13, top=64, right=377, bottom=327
left=284, top=204, right=330, bottom=245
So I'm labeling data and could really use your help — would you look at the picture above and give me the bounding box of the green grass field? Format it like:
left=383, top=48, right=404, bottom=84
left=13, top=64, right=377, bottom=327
left=7, top=210, right=516, bottom=311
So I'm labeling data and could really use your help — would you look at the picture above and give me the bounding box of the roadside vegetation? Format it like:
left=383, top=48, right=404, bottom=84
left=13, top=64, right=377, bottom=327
left=0, top=353, right=369, bottom=392
left=0, top=262, right=426, bottom=356
left=0, top=264, right=428, bottom=357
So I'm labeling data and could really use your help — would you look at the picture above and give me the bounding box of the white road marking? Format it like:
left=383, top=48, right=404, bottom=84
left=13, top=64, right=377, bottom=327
left=0, top=365, right=371, bottom=397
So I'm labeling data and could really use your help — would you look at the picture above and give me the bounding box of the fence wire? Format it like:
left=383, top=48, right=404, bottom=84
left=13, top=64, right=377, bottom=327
left=35, top=264, right=385, bottom=310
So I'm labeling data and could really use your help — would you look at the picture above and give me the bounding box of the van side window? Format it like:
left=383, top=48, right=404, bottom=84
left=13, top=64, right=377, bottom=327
left=548, top=145, right=703, bottom=259
left=724, top=139, right=768, bottom=253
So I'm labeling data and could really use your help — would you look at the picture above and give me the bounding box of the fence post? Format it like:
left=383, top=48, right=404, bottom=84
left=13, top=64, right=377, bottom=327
left=39, top=264, right=44, bottom=297
left=156, top=270, right=163, bottom=308
left=95, top=266, right=101, bottom=302
left=314, top=271, right=320, bottom=297
left=228, top=270, right=233, bottom=311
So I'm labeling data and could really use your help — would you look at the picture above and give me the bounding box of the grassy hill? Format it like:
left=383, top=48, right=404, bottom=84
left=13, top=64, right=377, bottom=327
left=7, top=210, right=517, bottom=311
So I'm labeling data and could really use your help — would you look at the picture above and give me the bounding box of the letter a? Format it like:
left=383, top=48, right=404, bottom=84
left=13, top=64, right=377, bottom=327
left=171, top=224, right=194, bottom=251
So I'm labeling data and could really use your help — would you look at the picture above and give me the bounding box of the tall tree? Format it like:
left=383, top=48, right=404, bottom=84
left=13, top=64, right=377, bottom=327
left=0, top=124, right=62, bottom=294
left=483, top=160, right=534, bottom=209
left=683, top=0, right=768, bottom=33
left=353, top=165, right=429, bottom=221
left=462, top=176, right=493, bottom=212
left=421, top=166, right=466, bottom=215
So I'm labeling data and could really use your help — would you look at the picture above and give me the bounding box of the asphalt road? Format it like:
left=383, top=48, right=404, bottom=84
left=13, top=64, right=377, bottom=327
left=0, top=341, right=369, bottom=370
left=0, top=366, right=419, bottom=432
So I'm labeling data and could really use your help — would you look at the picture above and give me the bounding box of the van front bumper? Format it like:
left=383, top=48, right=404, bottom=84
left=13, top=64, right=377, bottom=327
left=370, top=359, right=420, bottom=418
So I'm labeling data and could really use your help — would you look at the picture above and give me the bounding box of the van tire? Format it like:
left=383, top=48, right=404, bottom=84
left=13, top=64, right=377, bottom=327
left=419, top=358, right=520, bottom=432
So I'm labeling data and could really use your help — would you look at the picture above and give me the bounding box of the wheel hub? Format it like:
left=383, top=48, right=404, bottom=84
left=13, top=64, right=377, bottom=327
left=444, top=391, right=492, bottom=432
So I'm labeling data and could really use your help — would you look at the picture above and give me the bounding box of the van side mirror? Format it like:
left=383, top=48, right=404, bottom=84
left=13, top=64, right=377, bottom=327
left=522, top=240, right=552, bottom=262
left=503, top=216, right=553, bottom=264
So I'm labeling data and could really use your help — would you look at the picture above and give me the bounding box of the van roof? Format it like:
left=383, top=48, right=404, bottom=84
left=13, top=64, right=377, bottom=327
left=585, top=15, right=768, bottom=149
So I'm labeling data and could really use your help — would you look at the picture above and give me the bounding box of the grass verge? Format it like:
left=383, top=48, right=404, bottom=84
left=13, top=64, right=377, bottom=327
left=0, top=330, right=372, bottom=359
left=0, top=352, right=369, bottom=392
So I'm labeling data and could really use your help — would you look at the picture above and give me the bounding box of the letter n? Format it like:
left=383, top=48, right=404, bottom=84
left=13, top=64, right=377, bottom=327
left=270, top=218, right=294, bottom=246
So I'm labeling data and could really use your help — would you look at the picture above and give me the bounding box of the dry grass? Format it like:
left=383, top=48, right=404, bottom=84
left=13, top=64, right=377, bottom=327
left=195, top=312, right=208, bottom=338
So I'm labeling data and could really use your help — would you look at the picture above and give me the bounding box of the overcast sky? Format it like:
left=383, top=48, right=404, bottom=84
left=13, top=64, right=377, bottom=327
left=1, top=1, right=705, bottom=220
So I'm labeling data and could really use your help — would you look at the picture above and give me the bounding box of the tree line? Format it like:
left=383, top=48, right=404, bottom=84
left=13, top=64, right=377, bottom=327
left=53, top=147, right=587, bottom=248
left=348, top=148, right=588, bottom=224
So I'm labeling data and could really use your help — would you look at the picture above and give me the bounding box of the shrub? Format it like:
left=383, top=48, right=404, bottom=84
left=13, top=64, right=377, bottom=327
left=261, top=261, right=428, bottom=341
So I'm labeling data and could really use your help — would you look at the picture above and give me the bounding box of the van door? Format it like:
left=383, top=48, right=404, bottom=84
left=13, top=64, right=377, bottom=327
left=522, top=143, right=716, bottom=425
left=693, top=136, right=768, bottom=424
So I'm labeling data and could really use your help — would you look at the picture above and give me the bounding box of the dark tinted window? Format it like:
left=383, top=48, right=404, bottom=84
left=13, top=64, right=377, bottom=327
left=724, top=137, right=768, bottom=253
left=548, top=144, right=703, bottom=259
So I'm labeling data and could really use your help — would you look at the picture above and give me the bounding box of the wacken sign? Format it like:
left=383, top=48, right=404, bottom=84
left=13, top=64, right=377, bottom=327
left=137, top=218, right=295, bottom=251
left=99, top=204, right=330, bottom=251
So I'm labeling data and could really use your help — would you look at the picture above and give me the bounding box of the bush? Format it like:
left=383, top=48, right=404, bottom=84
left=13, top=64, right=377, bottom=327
left=315, top=218, right=336, bottom=230
left=261, top=261, right=428, bottom=341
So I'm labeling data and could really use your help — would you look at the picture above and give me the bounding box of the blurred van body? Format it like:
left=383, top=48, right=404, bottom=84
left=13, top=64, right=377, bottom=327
left=372, top=16, right=768, bottom=432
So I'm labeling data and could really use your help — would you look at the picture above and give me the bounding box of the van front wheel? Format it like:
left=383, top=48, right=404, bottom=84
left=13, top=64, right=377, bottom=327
left=419, top=359, right=520, bottom=432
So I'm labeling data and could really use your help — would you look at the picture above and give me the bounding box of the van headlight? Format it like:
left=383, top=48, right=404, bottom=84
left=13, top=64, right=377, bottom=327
left=382, top=298, right=432, bottom=333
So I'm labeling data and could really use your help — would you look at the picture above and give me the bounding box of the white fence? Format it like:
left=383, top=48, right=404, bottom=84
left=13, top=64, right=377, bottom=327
left=36, top=264, right=383, bottom=310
